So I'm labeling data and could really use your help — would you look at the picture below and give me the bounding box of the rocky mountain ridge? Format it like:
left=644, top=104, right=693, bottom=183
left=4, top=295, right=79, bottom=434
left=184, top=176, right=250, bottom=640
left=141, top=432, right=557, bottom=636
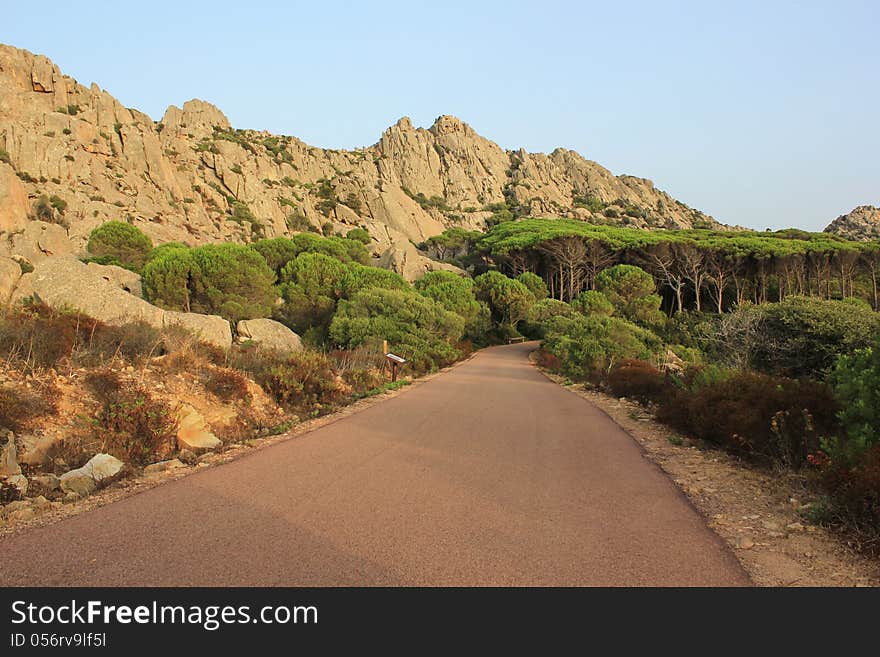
left=0, top=43, right=720, bottom=278
left=823, top=205, right=880, bottom=242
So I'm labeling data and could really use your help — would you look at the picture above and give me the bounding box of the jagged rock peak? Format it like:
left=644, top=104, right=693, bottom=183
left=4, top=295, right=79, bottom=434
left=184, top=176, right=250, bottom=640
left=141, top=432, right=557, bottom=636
left=428, top=115, right=470, bottom=136
left=0, top=42, right=725, bottom=276
left=161, top=99, right=230, bottom=135
left=824, top=205, right=880, bottom=242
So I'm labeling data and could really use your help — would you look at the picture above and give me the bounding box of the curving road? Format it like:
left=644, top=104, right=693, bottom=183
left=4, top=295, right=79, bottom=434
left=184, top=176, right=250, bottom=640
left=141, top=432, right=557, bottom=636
left=0, top=343, right=749, bottom=586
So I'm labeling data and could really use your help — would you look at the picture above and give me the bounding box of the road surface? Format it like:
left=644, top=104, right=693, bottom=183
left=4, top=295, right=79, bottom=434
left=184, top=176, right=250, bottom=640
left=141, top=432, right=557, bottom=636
left=0, top=343, right=749, bottom=586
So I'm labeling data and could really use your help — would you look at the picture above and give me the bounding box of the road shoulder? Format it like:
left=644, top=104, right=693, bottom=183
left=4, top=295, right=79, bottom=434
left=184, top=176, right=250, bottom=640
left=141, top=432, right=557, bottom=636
left=530, top=352, right=880, bottom=587
left=0, top=353, right=478, bottom=538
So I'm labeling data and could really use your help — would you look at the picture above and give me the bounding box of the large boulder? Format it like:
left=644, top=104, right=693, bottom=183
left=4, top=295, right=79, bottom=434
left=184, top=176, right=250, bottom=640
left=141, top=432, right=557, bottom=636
left=87, top=453, right=126, bottom=485
left=165, top=311, right=232, bottom=350
left=377, top=240, right=465, bottom=282
left=59, top=453, right=124, bottom=497
left=175, top=404, right=221, bottom=453
left=12, top=256, right=165, bottom=328
left=9, top=221, right=74, bottom=264
left=236, top=318, right=302, bottom=353
left=18, top=434, right=60, bottom=467
left=86, top=262, right=143, bottom=297
left=0, top=257, right=21, bottom=305
left=0, top=430, right=20, bottom=476
left=59, top=468, right=95, bottom=497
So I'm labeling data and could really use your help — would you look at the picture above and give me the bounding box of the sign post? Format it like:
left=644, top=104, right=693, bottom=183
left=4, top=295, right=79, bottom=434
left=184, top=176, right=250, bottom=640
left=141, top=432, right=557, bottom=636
left=384, top=352, right=406, bottom=382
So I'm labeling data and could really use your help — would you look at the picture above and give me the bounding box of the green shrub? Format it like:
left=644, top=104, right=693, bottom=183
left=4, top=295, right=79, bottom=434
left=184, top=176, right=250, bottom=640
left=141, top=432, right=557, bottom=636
left=749, top=296, right=880, bottom=379
left=143, top=243, right=276, bottom=322
left=572, top=193, right=606, bottom=212
left=232, top=347, right=343, bottom=414
left=595, top=264, right=663, bottom=326
left=572, top=290, right=614, bottom=317
left=250, top=234, right=368, bottom=278
left=189, top=244, right=277, bottom=321
left=516, top=272, right=548, bottom=300
left=829, top=340, right=880, bottom=457
left=521, top=298, right=577, bottom=338
left=32, top=195, right=68, bottom=227
left=142, top=245, right=197, bottom=312
left=286, top=211, right=311, bottom=232
left=277, top=252, right=348, bottom=337
left=230, top=201, right=255, bottom=224
left=87, top=221, right=153, bottom=270
left=330, top=288, right=464, bottom=373
left=49, top=194, right=67, bottom=214
left=793, top=337, right=880, bottom=544
left=32, top=195, right=53, bottom=221
left=474, top=270, right=534, bottom=329
left=677, top=363, right=734, bottom=392
left=541, top=314, right=663, bottom=380
left=341, top=264, right=408, bottom=298
left=415, top=271, right=491, bottom=342
left=346, top=227, right=371, bottom=245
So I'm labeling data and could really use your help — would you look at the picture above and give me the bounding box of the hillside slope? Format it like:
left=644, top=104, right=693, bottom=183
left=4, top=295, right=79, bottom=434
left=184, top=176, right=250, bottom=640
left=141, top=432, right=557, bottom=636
left=824, top=205, right=880, bottom=242
left=0, top=43, right=720, bottom=273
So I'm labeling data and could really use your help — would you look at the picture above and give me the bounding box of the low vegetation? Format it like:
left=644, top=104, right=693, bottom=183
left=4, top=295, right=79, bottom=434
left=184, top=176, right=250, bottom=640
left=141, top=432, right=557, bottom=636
left=6, top=214, right=880, bottom=554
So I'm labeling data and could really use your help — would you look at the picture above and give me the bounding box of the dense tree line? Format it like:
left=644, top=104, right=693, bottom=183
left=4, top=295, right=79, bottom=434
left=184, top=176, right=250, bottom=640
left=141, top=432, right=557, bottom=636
left=446, top=219, right=880, bottom=313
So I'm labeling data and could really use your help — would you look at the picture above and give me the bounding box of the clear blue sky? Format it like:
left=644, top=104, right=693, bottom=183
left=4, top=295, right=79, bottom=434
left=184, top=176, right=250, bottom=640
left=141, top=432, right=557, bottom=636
left=5, top=0, right=878, bottom=231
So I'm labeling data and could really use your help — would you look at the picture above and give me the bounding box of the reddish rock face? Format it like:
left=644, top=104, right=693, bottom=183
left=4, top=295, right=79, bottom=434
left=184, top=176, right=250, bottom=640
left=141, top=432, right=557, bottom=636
left=0, top=43, right=721, bottom=278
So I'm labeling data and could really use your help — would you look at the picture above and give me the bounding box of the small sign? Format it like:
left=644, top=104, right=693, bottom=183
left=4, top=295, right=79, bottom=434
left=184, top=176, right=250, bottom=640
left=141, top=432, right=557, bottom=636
left=385, top=353, right=406, bottom=364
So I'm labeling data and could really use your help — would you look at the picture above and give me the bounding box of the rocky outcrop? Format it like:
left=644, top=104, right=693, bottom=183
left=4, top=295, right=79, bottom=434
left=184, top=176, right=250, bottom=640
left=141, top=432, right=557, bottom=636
left=236, top=318, right=302, bottom=353
left=175, top=404, right=221, bottom=453
left=0, top=162, right=29, bottom=233
left=18, top=434, right=59, bottom=467
left=164, top=311, right=232, bottom=349
left=0, top=43, right=722, bottom=275
left=377, top=239, right=465, bottom=282
left=14, top=256, right=165, bottom=327
left=161, top=99, right=230, bottom=138
left=0, top=430, right=20, bottom=476
left=86, top=262, right=143, bottom=296
left=5, top=221, right=73, bottom=264
left=59, top=453, right=124, bottom=497
left=12, top=256, right=234, bottom=349
left=824, top=205, right=880, bottom=242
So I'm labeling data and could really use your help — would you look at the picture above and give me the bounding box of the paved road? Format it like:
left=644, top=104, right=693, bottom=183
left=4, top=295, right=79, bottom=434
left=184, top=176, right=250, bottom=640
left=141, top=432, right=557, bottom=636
left=0, top=343, right=749, bottom=586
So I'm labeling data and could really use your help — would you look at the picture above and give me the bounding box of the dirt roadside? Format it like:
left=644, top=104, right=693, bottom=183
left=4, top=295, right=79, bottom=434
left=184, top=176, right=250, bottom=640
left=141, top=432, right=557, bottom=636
left=532, top=354, right=880, bottom=587
left=0, top=355, right=475, bottom=538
